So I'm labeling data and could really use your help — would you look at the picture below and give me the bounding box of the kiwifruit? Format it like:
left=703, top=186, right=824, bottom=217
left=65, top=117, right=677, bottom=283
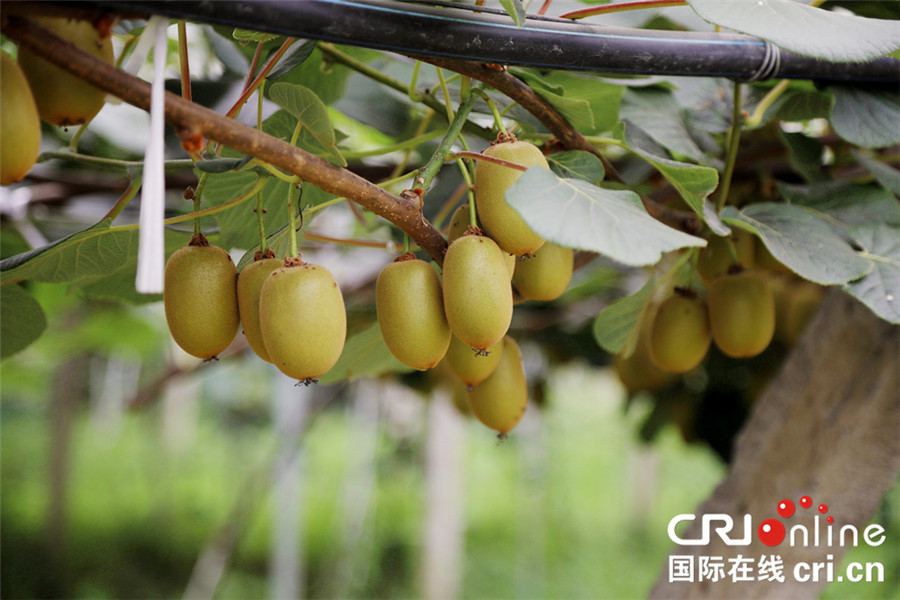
left=1, top=51, right=41, bottom=185
left=649, top=292, right=711, bottom=373
left=259, top=259, right=347, bottom=382
left=445, top=333, right=503, bottom=388
left=466, top=336, right=528, bottom=436
left=708, top=271, right=775, bottom=358
left=511, top=241, right=574, bottom=301
left=236, top=256, right=282, bottom=362
left=376, top=255, right=451, bottom=370
left=164, top=241, right=240, bottom=360
left=441, top=234, right=513, bottom=352
left=474, top=140, right=548, bottom=256
left=447, top=204, right=516, bottom=279
left=17, top=17, right=114, bottom=126
left=696, top=229, right=755, bottom=285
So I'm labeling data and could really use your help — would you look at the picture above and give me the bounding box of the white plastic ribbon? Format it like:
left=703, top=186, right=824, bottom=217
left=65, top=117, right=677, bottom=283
left=135, top=17, right=170, bottom=294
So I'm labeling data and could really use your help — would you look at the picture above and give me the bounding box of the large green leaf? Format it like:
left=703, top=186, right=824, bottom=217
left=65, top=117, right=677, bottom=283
left=830, top=87, right=900, bottom=149
left=547, top=151, right=605, bottom=184
left=620, top=87, right=718, bottom=167
left=766, top=87, right=833, bottom=124
left=0, top=283, right=47, bottom=359
left=842, top=224, right=900, bottom=324
left=721, top=203, right=872, bottom=285
left=515, top=69, right=623, bottom=134
left=202, top=169, right=334, bottom=254
left=76, top=231, right=192, bottom=305
left=0, top=218, right=193, bottom=305
left=506, top=167, right=705, bottom=267
left=851, top=150, right=900, bottom=196
left=779, top=131, right=826, bottom=183
left=592, top=276, right=656, bottom=357
left=776, top=182, right=900, bottom=227
left=512, top=69, right=597, bottom=134
left=687, top=0, right=900, bottom=62
left=0, top=219, right=135, bottom=285
left=268, top=82, right=346, bottom=165
left=617, top=121, right=727, bottom=235
left=318, top=320, right=412, bottom=385
left=201, top=109, right=338, bottom=253
left=274, top=45, right=366, bottom=106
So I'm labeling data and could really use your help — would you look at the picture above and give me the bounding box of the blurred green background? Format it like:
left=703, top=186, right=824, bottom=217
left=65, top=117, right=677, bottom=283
left=2, top=282, right=897, bottom=600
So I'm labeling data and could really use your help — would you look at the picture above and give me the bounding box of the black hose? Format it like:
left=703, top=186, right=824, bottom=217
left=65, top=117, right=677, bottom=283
left=76, top=0, right=900, bottom=86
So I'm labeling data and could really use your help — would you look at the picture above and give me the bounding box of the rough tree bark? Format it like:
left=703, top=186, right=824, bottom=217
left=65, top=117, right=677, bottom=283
left=649, top=289, right=900, bottom=599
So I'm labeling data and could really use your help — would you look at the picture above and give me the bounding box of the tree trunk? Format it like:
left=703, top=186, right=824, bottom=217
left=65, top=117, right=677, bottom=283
left=649, top=290, right=900, bottom=599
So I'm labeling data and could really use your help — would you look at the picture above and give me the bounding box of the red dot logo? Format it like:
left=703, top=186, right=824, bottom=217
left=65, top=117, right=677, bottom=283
left=818, top=503, right=828, bottom=514
left=800, top=495, right=813, bottom=509
left=777, top=499, right=795, bottom=518
left=758, top=518, right=786, bottom=547
left=827, top=516, right=834, bottom=524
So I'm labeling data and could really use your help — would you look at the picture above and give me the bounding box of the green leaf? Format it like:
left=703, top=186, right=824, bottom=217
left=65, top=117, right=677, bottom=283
left=76, top=231, right=192, bottom=305
left=268, top=82, right=346, bottom=165
left=617, top=121, right=727, bottom=235
left=266, top=40, right=318, bottom=81
left=843, top=224, right=900, bottom=324
left=721, top=203, right=872, bottom=285
left=620, top=87, right=718, bottom=167
left=687, top=0, right=900, bottom=62
left=202, top=169, right=334, bottom=253
left=779, top=131, right=826, bottom=182
left=0, top=284, right=47, bottom=359
left=512, top=69, right=596, bottom=133
left=547, top=151, right=605, bottom=183
left=273, top=46, right=361, bottom=106
left=318, top=320, right=412, bottom=385
left=592, top=277, right=656, bottom=357
left=830, top=86, right=900, bottom=149
left=498, top=0, right=526, bottom=26
left=766, top=87, right=833, bottom=123
left=776, top=182, right=900, bottom=227
left=513, top=69, right=623, bottom=134
left=506, top=168, right=706, bottom=267
left=851, top=150, right=900, bottom=196
left=0, top=219, right=135, bottom=285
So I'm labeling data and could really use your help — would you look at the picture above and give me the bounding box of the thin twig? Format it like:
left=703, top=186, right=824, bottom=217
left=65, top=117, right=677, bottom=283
left=415, top=55, right=624, bottom=182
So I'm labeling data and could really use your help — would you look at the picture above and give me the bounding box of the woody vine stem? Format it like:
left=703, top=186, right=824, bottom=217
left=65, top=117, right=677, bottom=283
left=2, top=9, right=702, bottom=261
left=2, top=14, right=449, bottom=263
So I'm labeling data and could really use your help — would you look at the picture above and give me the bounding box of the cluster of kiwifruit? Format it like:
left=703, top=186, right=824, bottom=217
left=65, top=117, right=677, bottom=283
left=164, top=235, right=347, bottom=386
left=163, top=139, right=573, bottom=437
left=375, top=139, right=574, bottom=438
left=616, top=229, right=824, bottom=393
left=1, top=17, right=114, bottom=185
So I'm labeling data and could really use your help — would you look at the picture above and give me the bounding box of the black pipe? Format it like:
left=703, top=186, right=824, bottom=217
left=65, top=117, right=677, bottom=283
left=69, top=0, right=900, bottom=86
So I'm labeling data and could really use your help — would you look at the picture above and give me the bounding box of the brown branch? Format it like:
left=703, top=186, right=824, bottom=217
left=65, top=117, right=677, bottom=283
left=416, top=56, right=615, bottom=167
left=3, top=15, right=449, bottom=263
left=418, top=56, right=705, bottom=235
